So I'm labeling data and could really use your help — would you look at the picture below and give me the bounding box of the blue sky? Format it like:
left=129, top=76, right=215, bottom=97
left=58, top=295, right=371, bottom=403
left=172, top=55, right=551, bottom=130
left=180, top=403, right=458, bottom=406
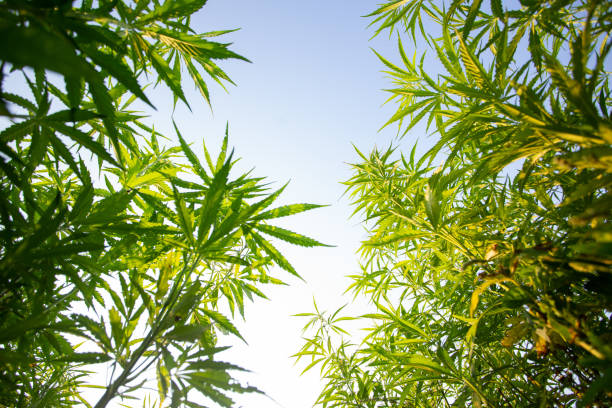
left=147, top=1, right=416, bottom=407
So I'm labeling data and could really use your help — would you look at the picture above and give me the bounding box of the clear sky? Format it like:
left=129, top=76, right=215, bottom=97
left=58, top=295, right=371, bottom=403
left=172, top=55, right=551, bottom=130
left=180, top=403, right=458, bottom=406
left=144, top=1, right=414, bottom=407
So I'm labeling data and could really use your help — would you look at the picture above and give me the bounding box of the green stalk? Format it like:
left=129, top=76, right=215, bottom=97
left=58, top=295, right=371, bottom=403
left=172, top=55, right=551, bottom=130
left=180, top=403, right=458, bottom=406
left=93, top=253, right=200, bottom=408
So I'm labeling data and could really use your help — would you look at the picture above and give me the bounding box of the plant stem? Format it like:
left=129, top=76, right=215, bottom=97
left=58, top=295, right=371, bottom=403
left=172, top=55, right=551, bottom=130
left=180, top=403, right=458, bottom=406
left=93, top=254, right=199, bottom=408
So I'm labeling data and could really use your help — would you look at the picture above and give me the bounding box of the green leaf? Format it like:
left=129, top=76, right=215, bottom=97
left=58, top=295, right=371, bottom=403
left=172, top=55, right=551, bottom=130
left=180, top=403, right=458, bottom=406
left=252, top=203, right=326, bottom=221
left=139, top=0, right=208, bottom=24
left=470, top=276, right=513, bottom=317
left=48, top=133, right=82, bottom=176
left=490, top=0, right=503, bottom=18
left=197, top=152, right=233, bottom=243
left=0, top=26, right=94, bottom=81
left=172, top=184, right=195, bottom=245
left=250, top=232, right=301, bottom=279
left=0, top=314, right=49, bottom=342
left=462, top=0, right=483, bottom=39
left=456, top=30, right=489, bottom=88
left=0, top=350, right=34, bottom=365
left=109, top=307, right=124, bottom=347
left=0, top=119, right=37, bottom=143
left=72, top=314, right=112, bottom=351
left=167, top=282, right=201, bottom=326
left=157, top=361, right=170, bottom=400
left=175, top=122, right=210, bottom=182
left=187, top=359, right=248, bottom=372
left=53, top=352, right=112, bottom=364
left=148, top=50, right=189, bottom=107
left=399, top=354, right=453, bottom=376
left=165, top=324, right=209, bottom=343
left=424, top=184, right=441, bottom=229
left=254, top=224, right=330, bottom=247
left=82, top=46, right=153, bottom=107
left=85, top=191, right=134, bottom=224
left=45, top=109, right=102, bottom=122
left=202, top=309, right=245, bottom=342
left=48, top=122, right=120, bottom=167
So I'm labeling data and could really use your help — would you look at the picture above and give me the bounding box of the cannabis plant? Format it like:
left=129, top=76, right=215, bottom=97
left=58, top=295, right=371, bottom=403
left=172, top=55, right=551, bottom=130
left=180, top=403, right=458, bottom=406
left=0, top=1, right=325, bottom=406
left=297, top=0, right=612, bottom=406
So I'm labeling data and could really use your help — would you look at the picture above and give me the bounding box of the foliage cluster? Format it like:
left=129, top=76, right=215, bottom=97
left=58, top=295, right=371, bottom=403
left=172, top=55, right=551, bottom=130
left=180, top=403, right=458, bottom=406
left=0, top=1, right=325, bottom=407
left=296, top=0, right=612, bottom=406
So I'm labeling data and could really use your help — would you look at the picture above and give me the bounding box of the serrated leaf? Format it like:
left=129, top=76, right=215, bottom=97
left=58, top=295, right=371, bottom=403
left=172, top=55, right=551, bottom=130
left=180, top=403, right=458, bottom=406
left=197, top=152, right=233, bottom=243
left=149, top=50, right=188, bottom=107
left=254, top=224, right=330, bottom=247
left=49, top=122, right=120, bottom=167
left=165, top=324, right=209, bottom=343
left=139, top=0, right=208, bottom=24
left=175, top=122, right=209, bottom=182
left=202, top=309, right=245, bottom=342
left=82, top=46, right=153, bottom=107
left=172, top=184, right=194, bottom=245
left=252, top=203, right=325, bottom=221
left=250, top=232, right=301, bottom=279
left=53, top=352, right=112, bottom=364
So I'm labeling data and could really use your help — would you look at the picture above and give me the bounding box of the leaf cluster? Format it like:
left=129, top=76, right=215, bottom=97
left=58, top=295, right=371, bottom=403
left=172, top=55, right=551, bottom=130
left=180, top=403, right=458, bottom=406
left=297, top=0, right=612, bottom=407
left=0, top=1, right=327, bottom=407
